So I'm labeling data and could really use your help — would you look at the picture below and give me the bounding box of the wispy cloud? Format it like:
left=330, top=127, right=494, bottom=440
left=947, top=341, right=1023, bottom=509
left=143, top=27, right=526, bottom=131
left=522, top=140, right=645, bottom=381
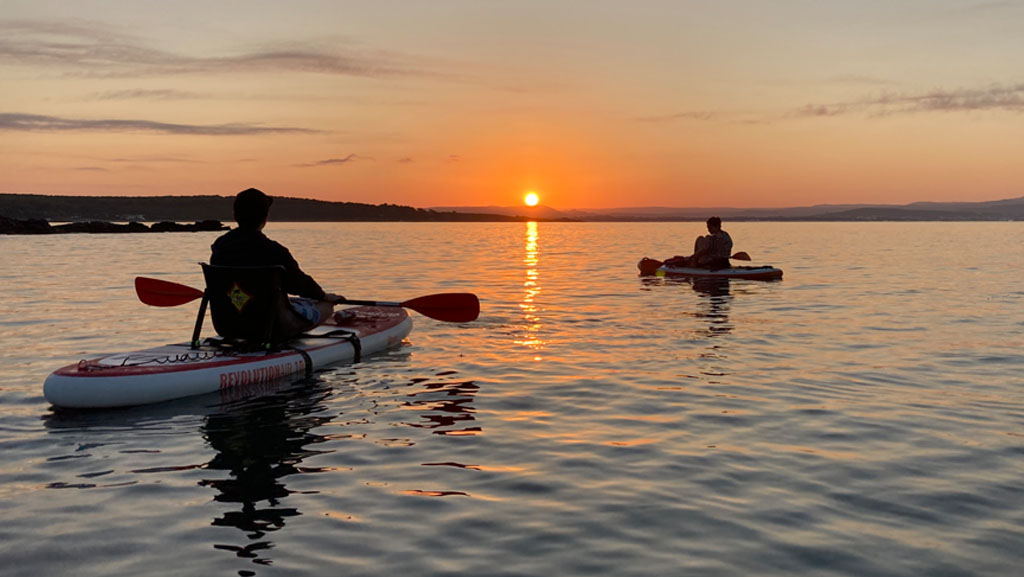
left=793, top=104, right=850, bottom=118
left=945, top=1, right=1024, bottom=18
left=0, top=113, right=318, bottom=135
left=295, top=154, right=361, bottom=167
left=634, top=110, right=720, bottom=123
left=107, top=156, right=203, bottom=163
left=84, top=89, right=207, bottom=101
left=794, top=83, right=1024, bottom=118
left=0, top=19, right=439, bottom=79
left=638, top=82, right=1024, bottom=126
left=824, top=74, right=894, bottom=87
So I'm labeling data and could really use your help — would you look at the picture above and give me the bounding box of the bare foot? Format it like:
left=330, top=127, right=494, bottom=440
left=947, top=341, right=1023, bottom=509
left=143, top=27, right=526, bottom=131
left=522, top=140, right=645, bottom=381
left=331, top=309, right=356, bottom=325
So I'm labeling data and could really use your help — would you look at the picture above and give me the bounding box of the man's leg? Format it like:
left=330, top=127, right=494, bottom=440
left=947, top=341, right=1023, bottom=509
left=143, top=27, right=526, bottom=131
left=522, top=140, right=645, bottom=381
left=275, top=306, right=312, bottom=341
left=693, top=235, right=710, bottom=256
left=279, top=298, right=335, bottom=339
left=313, top=301, right=334, bottom=327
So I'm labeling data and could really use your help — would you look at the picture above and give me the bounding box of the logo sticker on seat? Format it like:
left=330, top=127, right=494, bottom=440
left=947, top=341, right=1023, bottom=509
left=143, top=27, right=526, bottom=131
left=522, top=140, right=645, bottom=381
left=227, top=282, right=252, bottom=312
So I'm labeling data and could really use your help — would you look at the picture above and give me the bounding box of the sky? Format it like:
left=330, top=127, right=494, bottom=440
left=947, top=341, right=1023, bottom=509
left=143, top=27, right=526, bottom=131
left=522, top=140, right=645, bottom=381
left=2, top=0, right=1023, bottom=209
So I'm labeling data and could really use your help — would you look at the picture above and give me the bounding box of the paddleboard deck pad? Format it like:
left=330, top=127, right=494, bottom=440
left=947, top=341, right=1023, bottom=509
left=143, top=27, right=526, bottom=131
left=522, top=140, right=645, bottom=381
left=638, top=257, right=783, bottom=280
left=44, top=306, right=411, bottom=409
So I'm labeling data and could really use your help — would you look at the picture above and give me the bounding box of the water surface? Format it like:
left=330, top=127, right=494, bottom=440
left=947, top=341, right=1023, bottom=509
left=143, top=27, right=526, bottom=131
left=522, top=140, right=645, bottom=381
left=1, top=222, right=1022, bottom=576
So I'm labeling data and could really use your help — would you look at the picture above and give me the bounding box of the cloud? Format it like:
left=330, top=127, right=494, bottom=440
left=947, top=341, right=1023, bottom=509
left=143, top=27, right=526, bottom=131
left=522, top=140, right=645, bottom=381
left=295, top=154, right=360, bottom=167
left=878, top=84, right=1024, bottom=114
left=0, top=113, right=318, bottom=135
left=107, top=156, right=203, bottom=163
left=824, top=74, right=893, bottom=87
left=0, top=19, right=438, bottom=79
left=634, top=111, right=720, bottom=123
left=640, top=82, right=1024, bottom=126
left=947, top=1, right=1023, bottom=18
left=84, top=89, right=207, bottom=101
left=793, top=104, right=849, bottom=117
left=794, top=83, right=1024, bottom=118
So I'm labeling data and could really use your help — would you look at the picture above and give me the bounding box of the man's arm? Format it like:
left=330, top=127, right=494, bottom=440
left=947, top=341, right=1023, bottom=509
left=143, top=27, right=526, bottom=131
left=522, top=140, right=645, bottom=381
left=273, top=242, right=327, bottom=300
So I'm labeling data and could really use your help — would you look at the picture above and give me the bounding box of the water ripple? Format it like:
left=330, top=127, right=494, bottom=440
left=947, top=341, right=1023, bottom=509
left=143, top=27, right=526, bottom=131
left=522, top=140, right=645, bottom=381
left=1, top=223, right=1022, bottom=576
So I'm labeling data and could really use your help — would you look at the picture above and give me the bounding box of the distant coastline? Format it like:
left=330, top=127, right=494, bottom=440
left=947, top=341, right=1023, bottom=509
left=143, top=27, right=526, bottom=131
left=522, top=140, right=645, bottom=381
left=2, top=193, right=1023, bottom=232
left=0, top=194, right=544, bottom=229
left=1, top=216, right=227, bottom=235
left=433, top=195, right=1024, bottom=222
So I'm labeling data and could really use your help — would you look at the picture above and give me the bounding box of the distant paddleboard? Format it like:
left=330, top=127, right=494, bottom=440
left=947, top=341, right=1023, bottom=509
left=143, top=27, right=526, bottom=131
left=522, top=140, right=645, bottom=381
left=638, top=257, right=783, bottom=280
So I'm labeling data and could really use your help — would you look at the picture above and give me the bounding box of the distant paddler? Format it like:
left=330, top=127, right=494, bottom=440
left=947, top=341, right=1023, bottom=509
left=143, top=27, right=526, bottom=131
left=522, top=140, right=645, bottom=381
left=665, top=216, right=733, bottom=270
left=637, top=216, right=769, bottom=278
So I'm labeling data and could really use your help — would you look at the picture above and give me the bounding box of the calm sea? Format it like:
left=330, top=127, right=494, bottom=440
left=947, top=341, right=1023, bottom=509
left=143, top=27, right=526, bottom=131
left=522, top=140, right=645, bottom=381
left=1, top=221, right=1022, bottom=577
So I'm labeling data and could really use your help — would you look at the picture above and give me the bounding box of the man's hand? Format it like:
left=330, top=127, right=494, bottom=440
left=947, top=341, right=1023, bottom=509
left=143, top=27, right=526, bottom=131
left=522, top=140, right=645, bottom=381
left=324, top=293, right=346, bottom=303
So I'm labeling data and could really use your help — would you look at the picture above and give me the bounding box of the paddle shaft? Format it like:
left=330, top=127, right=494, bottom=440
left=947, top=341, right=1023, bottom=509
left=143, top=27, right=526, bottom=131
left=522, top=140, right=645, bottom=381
left=136, top=277, right=478, bottom=322
left=639, top=252, right=754, bottom=276
left=334, top=298, right=401, bottom=307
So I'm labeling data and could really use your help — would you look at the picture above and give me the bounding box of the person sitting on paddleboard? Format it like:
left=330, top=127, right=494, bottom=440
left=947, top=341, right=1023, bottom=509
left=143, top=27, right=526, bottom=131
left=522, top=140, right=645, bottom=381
left=666, top=216, right=733, bottom=270
left=211, top=188, right=343, bottom=339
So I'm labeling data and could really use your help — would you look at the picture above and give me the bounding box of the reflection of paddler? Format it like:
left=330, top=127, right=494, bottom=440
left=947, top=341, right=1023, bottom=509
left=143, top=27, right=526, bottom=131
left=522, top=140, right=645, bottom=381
left=403, top=380, right=481, bottom=435
left=200, top=384, right=330, bottom=567
left=691, top=278, right=733, bottom=337
left=691, top=277, right=731, bottom=298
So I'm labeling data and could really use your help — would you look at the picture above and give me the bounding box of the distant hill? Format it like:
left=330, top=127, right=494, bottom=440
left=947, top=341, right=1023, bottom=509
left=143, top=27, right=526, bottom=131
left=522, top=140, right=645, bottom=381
left=428, top=205, right=577, bottom=220
left=0, top=194, right=531, bottom=223
left=3, top=193, right=1022, bottom=223
left=434, top=196, right=1024, bottom=221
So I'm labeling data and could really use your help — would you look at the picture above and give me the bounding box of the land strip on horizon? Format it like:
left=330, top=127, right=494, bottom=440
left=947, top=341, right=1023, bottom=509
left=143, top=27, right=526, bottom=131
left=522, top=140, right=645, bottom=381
left=3, top=193, right=1023, bottom=223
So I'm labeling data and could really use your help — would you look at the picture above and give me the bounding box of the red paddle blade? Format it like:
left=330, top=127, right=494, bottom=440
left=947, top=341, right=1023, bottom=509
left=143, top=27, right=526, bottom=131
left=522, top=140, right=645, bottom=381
left=731, top=252, right=751, bottom=261
left=400, top=293, right=480, bottom=323
left=135, top=277, right=204, bottom=307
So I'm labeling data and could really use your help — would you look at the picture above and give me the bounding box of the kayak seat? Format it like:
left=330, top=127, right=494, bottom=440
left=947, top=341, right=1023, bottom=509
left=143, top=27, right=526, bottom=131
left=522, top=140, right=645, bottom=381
left=198, top=263, right=289, bottom=350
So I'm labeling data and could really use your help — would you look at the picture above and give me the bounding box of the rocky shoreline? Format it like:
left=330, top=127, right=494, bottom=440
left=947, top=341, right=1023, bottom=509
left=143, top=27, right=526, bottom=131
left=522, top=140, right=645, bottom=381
left=1, top=216, right=227, bottom=235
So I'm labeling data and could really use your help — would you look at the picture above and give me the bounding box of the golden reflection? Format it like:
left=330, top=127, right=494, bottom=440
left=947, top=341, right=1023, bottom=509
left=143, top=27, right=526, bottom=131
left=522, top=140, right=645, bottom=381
left=323, top=510, right=363, bottom=522
left=606, top=438, right=659, bottom=447
left=515, top=221, right=546, bottom=357
left=399, top=489, right=469, bottom=497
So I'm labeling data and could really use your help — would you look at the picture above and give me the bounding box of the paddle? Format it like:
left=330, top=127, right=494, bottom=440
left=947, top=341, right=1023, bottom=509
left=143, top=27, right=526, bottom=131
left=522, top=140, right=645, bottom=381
left=638, top=252, right=753, bottom=275
left=135, top=277, right=204, bottom=307
left=134, top=277, right=480, bottom=323
left=327, top=294, right=480, bottom=323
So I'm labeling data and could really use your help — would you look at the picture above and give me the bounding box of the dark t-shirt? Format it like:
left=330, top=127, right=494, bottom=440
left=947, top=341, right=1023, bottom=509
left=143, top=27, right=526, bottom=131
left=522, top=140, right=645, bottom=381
left=706, top=230, right=733, bottom=261
left=210, top=227, right=326, bottom=300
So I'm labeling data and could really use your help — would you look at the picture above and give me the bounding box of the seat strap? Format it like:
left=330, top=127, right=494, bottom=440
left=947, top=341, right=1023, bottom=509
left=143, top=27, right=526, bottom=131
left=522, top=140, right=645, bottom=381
left=318, top=329, right=362, bottom=363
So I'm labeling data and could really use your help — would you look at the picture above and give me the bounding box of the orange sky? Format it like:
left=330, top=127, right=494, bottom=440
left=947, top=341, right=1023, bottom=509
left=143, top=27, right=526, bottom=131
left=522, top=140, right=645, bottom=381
left=2, top=2, right=1023, bottom=209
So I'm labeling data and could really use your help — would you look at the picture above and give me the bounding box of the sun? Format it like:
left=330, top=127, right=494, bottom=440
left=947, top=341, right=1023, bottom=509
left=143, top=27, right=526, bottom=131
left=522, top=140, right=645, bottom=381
left=524, top=191, right=540, bottom=207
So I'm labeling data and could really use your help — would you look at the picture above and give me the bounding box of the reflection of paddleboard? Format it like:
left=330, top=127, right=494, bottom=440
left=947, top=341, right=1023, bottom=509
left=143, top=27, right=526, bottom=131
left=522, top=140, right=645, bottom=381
left=638, top=257, right=783, bottom=280
left=44, top=306, right=411, bottom=409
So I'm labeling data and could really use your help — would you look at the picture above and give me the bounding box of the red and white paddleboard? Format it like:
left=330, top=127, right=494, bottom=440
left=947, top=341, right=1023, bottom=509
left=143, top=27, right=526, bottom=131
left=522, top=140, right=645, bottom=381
left=44, top=306, right=411, bottom=409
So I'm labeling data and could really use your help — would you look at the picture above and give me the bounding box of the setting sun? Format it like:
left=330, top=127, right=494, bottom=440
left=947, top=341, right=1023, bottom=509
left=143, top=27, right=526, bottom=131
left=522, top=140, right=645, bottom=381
left=524, top=192, right=540, bottom=207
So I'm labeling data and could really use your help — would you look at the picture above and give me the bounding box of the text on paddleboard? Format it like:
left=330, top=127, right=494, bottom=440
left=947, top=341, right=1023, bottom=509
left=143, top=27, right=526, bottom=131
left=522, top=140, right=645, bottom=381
left=219, top=360, right=304, bottom=389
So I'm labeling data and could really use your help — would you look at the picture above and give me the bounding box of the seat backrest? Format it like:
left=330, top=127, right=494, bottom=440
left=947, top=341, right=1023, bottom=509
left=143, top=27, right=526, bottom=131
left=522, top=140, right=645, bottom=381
left=201, top=263, right=286, bottom=345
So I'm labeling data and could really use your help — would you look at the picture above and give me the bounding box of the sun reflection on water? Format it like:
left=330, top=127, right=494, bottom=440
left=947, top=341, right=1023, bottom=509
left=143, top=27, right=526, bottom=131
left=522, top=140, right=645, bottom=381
left=515, top=221, right=545, bottom=358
